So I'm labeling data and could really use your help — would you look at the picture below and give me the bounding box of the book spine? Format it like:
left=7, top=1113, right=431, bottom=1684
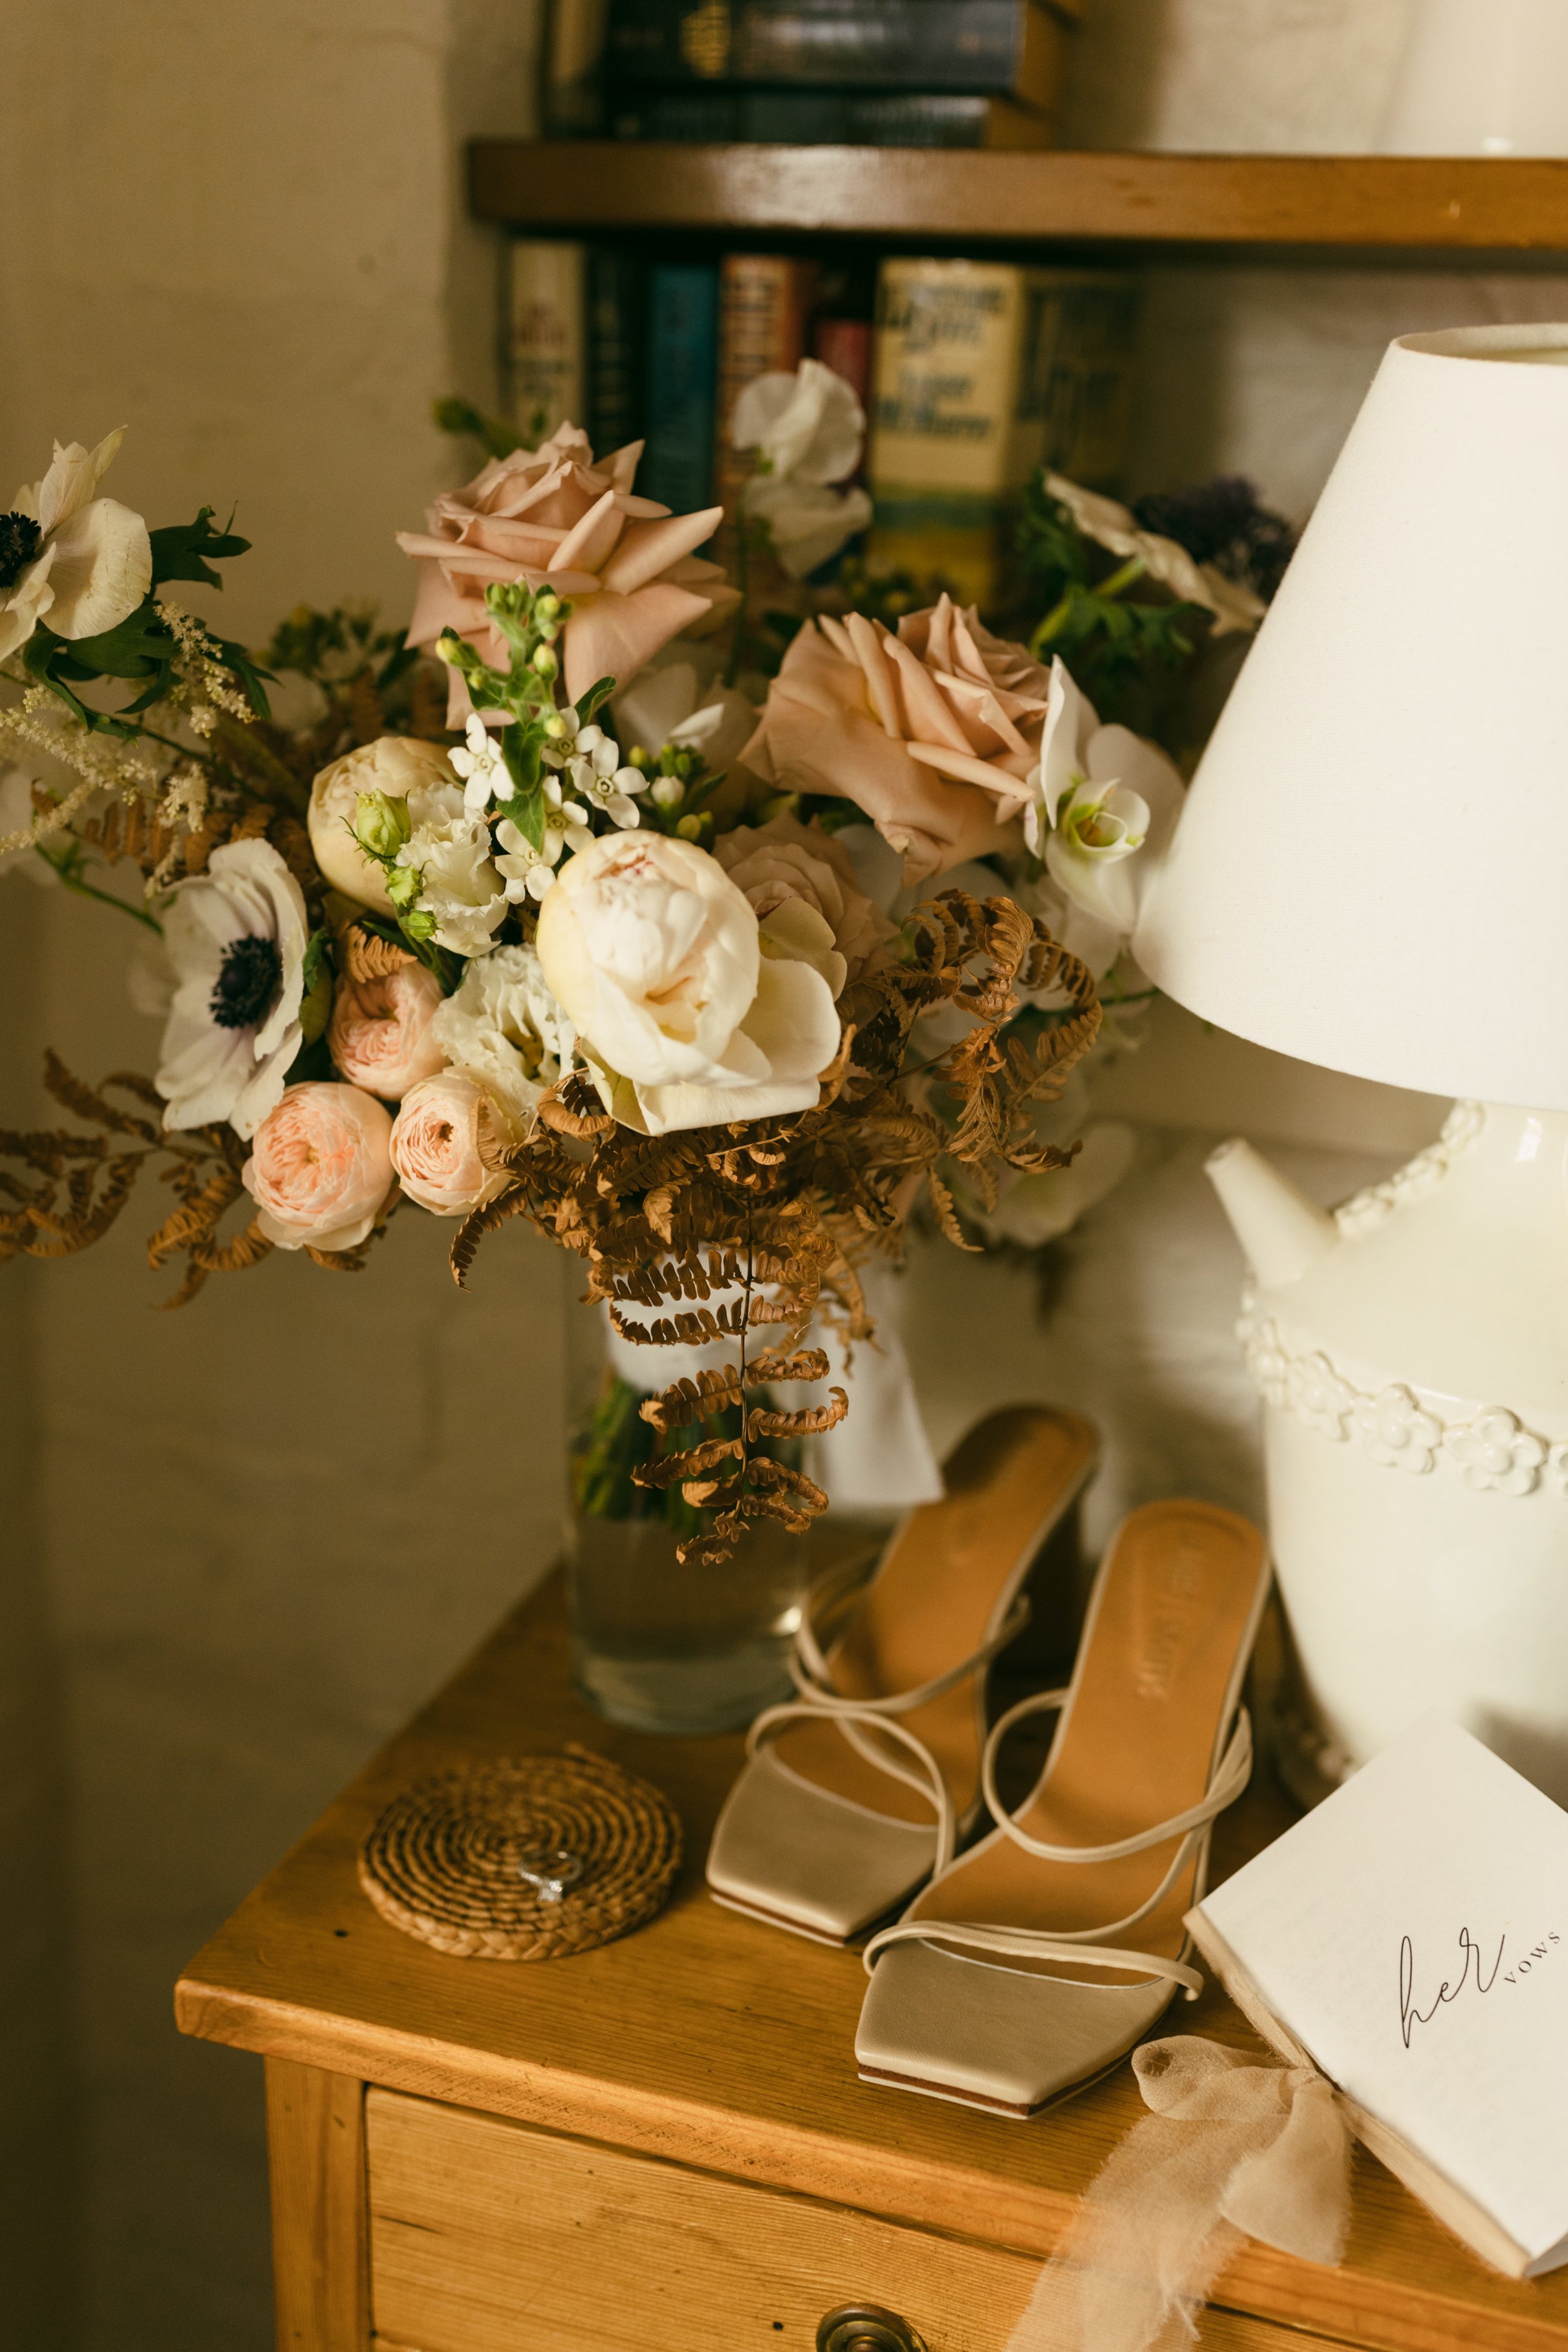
left=813, top=317, right=874, bottom=427
left=506, top=240, right=588, bottom=446
left=586, top=246, right=645, bottom=461
left=712, top=252, right=818, bottom=555
left=1016, top=273, right=1142, bottom=490
left=544, top=0, right=611, bottom=132
left=605, top=0, right=1074, bottom=98
left=641, top=264, right=720, bottom=515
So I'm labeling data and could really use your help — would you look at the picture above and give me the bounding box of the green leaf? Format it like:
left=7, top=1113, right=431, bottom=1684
left=432, top=396, right=528, bottom=462
left=149, top=507, right=251, bottom=591
left=575, top=675, right=616, bottom=724
left=495, top=784, right=546, bottom=852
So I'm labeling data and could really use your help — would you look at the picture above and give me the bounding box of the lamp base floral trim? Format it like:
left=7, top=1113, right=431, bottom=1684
left=1239, top=1288, right=1565, bottom=1498
left=1332, top=1099, right=1485, bottom=1241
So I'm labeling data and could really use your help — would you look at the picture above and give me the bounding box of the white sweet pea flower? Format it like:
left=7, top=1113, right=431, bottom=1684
left=536, top=830, right=840, bottom=1135
left=1024, top=660, right=1184, bottom=937
left=733, top=358, right=873, bottom=580
left=1046, top=472, right=1264, bottom=638
left=448, top=712, right=512, bottom=814
left=568, top=724, right=647, bottom=829
left=0, top=429, right=153, bottom=663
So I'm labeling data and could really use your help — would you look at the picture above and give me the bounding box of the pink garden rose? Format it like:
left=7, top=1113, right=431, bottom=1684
left=714, top=814, right=894, bottom=999
left=242, top=1083, right=396, bottom=1253
left=327, top=963, right=447, bottom=1099
left=741, top=594, right=1051, bottom=883
left=396, top=421, right=739, bottom=716
left=388, top=1073, right=506, bottom=1217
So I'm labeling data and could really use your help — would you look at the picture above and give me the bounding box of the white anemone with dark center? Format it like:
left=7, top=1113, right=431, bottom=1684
left=153, top=837, right=310, bottom=1137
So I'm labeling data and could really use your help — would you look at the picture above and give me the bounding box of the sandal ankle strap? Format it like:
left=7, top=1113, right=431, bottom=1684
left=790, top=1558, right=1032, bottom=1722
left=861, top=1916, right=1205, bottom=2002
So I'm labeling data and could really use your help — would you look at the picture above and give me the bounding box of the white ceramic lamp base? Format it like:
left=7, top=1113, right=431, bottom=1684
left=1210, top=1102, right=1568, bottom=1806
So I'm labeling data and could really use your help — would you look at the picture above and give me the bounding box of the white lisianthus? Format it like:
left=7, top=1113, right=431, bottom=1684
left=448, top=712, right=512, bottom=815
left=154, top=838, right=309, bottom=1138
left=612, top=656, right=760, bottom=774
left=0, top=429, right=152, bottom=664
left=307, top=734, right=460, bottom=910
left=536, top=830, right=840, bottom=1135
left=568, top=724, right=646, bottom=829
left=403, top=779, right=507, bottom=955
left=1024, top=660, right=1184, bottom=936
left=430, top=943, right=574, bottom=1133
left=732, top=358, right=872, bottom=579
left=494, top=776, right=592, bottom=903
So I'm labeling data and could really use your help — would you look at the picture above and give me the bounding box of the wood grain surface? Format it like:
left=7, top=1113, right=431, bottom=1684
left=467, top=145, right=1568, bottom=252
left=365, top=2085, right=1341, bottom=2352
left=178, top=1577, right=1568, bottom=2352
left=266, top=2059, right=371, bottom=2352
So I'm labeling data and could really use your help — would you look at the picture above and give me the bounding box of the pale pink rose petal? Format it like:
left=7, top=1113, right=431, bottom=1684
left=561, top=581, right=717, bottom=706
left=389, top=1073, right=504, bottom=1216
left=328, top=965, right=448, bottom=1099
left=241, top=1082, right=395, bottom=1253
left=598, top=506, right=723, bottom=596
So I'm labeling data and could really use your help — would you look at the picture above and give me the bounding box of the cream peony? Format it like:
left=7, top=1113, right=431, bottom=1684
left=155, top=838, right=309, bottom=1139
left=536, top=830, right=840, bottom=1135
left=0, top=429, right=152, bottom=664
left=430, top=943, right=573, bottom=1134
left=241, top=1082, right=396, bottom=1253
left=731, top=359, right=872, bottom=580
left=327, top=962, right=447, bottom=1099
left=389, top=1073, right=507, bottom=1216
left=396, top=421, right=739, bottom=717
left=743, top=594, right=1051, bottom=882
left=1025, top=660, right=1184, bottom=935
left=714, top=815, right=894, bottom=998
left=307, top=735, right=460, bottom=911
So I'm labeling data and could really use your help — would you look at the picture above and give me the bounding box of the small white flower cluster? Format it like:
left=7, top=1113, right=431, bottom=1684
left=440, top=710, right=647, bottom=911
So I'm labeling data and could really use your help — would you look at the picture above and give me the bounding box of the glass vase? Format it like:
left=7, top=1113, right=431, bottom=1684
left=560, top=1264, right=878, bottom=1735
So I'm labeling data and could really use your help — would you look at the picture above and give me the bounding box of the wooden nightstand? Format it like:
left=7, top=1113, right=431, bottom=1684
left=177, top=1575, right=1568, bottom=2352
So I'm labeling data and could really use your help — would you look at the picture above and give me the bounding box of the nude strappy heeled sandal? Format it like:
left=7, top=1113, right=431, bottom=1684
left=854, top=1499, right=1269, bottom=2116
left=705, top=1405, right=1101, bottom=1947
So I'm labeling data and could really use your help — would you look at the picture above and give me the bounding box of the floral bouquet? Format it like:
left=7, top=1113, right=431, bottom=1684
left=0, top=403, right=1115, bottom=1565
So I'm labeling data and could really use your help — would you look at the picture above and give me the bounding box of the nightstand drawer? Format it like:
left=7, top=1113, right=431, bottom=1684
left=365, top=2087, right=1339, bottom=2352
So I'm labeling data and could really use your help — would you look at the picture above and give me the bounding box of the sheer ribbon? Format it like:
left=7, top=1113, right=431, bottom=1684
left=1004, top=2037, right=1350, bottom=2352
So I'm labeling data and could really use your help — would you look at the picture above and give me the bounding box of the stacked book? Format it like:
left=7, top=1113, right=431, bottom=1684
left=544, top=0, right=1083, bottom=150
left=506, top=236, right=1138, bottom=609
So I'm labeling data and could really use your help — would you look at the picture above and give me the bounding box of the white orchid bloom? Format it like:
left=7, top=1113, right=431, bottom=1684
left=612, top=657, right=760, bottom=773
left=568, top=724, right=647, bottom=829
left=448, top=712, right=512, bottom=814
left=1024, top=659, right=1185, bottom=937
left=0, top=429, right=153, bottom=663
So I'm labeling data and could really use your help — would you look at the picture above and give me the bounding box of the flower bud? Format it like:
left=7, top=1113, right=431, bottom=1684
left=628, top=744, right=649, bottom=769
left=675, top=813, right=709, bottom=842
left=352, top=790, right=412, bottom=861
left=532, top=645, right=558, bottom=679
left=544, top=713, right=569, bottom=740
left=650, top=776, right=685, bottom=811
left=384, top=864, right=423, bottom=912
left=534, top=591, right=560, bottom=622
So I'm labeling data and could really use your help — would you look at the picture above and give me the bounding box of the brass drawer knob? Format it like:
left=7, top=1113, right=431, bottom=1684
left=817, top=2304, right=930, bottom=2352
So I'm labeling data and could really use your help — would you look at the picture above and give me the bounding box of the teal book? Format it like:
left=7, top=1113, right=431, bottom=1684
left=586, top=246, right=645, bottom=461
left=641, top=264, right=719, bottom=517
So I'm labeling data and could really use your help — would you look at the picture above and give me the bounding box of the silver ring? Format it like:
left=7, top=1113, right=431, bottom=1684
left=517, top=1847, right=583, bottom=1905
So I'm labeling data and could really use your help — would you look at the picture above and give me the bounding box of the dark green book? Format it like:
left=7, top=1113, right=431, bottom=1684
left=586, top=247, right=645, bottom=460
left=605, top=0, right=1069, bottom=106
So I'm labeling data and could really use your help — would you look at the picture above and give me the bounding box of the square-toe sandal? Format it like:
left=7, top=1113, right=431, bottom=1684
left=854, top=1499, right=1269, bottom=2115
left=705, top=1404, right=1101, bottom=1947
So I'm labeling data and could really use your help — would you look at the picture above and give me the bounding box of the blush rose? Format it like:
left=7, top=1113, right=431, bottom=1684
left=327, top=963, right=448, bottom=1100
left=242, top=1083, right=396, bottom=1253
left=389, top=1073, right=506, bottom=1217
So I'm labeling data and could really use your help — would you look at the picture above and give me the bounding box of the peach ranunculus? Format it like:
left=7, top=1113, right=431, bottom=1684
left=327, top=962, right=448, bottom=1100
left=396, top=421, right=740, bottom=718
left=741, top=593, right=1052, bottom=884
left=389, top=1073, right=507, bottom=1217
left=241, top=1083, right=396, bottom=1253
left=713, top=815, right=894, bottom=999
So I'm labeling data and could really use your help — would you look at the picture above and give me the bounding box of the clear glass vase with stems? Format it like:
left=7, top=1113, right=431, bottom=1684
left=560, top=1260, right=884, bottom=1735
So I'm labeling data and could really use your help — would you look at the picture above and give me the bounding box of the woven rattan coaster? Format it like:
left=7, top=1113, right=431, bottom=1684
left=358, top=1744, right=684, bottom=1961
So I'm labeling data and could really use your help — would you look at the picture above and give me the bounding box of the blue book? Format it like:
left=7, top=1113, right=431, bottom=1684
left=641, top=264, right=719, bottom=516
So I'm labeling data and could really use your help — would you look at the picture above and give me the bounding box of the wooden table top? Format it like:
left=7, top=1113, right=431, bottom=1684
left=178, top=1573, right=1568, bottom=2352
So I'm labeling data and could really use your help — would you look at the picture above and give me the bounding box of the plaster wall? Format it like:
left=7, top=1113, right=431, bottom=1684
left=0, top=1, right=1551, bottom=2344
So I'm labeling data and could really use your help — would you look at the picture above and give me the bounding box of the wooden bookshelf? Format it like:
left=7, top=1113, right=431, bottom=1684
left=470, top=144, right=1568, bottom=251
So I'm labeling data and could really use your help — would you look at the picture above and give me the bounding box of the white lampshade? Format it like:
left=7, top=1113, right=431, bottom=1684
left=1133, top=324, right=1568, bottom=1110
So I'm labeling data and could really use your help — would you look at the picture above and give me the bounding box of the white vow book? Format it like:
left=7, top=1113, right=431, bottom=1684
left=1187, top=1714, right=1568, bottom=2278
